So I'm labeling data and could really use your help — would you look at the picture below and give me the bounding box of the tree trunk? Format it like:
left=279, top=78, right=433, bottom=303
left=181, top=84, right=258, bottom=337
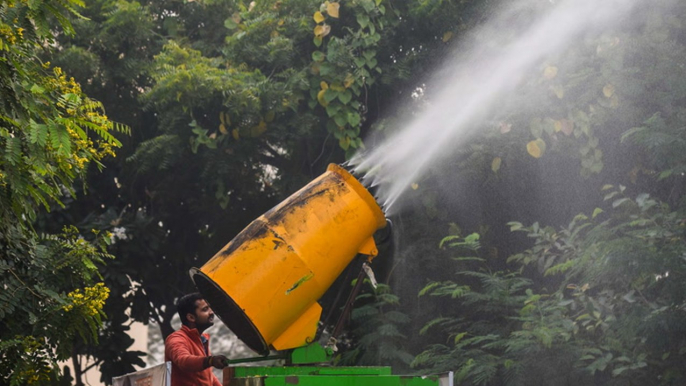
left=159, top=305, right=177, bottom=340
left=72, top=348, right=84, bottom=386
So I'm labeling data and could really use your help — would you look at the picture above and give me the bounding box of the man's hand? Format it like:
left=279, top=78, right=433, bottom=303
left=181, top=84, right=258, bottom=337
left=210, top=355, right=228, bottom=369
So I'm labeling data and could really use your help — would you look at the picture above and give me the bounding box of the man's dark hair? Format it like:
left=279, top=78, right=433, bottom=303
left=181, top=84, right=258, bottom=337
left=176, top=292, right=204, bottom=326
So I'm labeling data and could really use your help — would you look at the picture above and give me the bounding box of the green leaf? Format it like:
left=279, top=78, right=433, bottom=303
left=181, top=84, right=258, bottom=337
left=363, top=50, right=376, bottom=60
left=319, top=63, right=334, bottom=76
left=347, top=112, right=361, bottom=126
left=508, top=222, right=523, bottom=231
left=5, top=136, right=21, bottom=165
left=604, top=191, right=619, bottom=201
left=418, top=316, right=451, bottom=334
left=224, top=18, right=237, bottom=29
left=325, top=104, right=341, bottom=117
left=30, top=84, right=46, bottom=94
left=465, top=233, right=480, bottom=243
left=357, top=14, right=370, bottom=28
left=658, top=170, right=673, bottom=180
left=612, top=366, right=628, bottom=376
left=453, top=332, right=467, bottom=344
left=324, top=90, right=339, bottom=103
left=48, top=122, right=72, bottom=157
left=612, top=198, right=630, bottom=208
left=334, top=113, right=348, bottom=127
left=592, top=208, right=603, bottom=218
left=338, top=90, right=353, bottom=104
left=312, top=51, right=325, bottom=62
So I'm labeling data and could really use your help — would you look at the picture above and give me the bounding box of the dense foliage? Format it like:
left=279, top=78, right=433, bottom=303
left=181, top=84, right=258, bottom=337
left=4, top=0, right=684, bottom=384
left=409, top=0, right=686, bottom=384
left=0, top=0, right=124, bottom=384
left=43, top=0, right=503, bottom=382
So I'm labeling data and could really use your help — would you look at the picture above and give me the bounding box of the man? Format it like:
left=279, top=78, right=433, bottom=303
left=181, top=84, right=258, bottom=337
left=165, top=293, right=228, bottom=386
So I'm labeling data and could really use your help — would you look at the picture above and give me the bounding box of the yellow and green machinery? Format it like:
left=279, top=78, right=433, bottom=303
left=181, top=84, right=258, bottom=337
left=191, top=164, right=451, bottom=386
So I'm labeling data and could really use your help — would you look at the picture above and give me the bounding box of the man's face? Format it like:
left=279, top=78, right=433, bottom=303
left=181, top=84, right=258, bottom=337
left=190, top=299, right=215, bottom=332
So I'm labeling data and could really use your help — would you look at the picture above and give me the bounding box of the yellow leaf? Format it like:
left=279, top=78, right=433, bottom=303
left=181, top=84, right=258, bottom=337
left=442, top=31, right=453, bottom=42
left=317, top=89, right=328, bottom=107
left=314, top=24, right=331, bottom=38
left=219, top=123, right=228, bottom=134
left=491, top=157, right=502, bottom=172
left=270, top=30, right=279, bottom=38
left=278, top=19, right=285, bottom=26
left=313, top=11, right=325, bottom=23
left=209, top=132, right=217, bottom=139
left=251, top=120, right=267, bottom=137
left=219, top=112, right=225, bottom=124
left=543, top=66, right=558, bottom=80
left=326, top=2, right=340, bottom=18
left=232, top=129, right=240, bottom=140
left=320, top=81, right=328, bottom=90
left=527, top=139, right=546, bottom=158
left=603, top=84, right=615, bottom=98
left=330, top=83, right=345, bottom=92
left=339, top=136, right=350, bottom=150
left=411, top=183, right=419, bottom=190
left=554, top=120, right=562, bottom=132
left=344, top=73, right=355, bottom=88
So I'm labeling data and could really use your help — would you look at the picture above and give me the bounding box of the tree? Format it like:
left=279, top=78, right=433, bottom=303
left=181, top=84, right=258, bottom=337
left=0, top=0, right=125, bottom=384
left=44, top=1, right=501, bottom=368
left=339, top=281, right=414, bottom=370
left=42, top=0, right=686, bottom=383
left=409, top=0, right=686, bottom=384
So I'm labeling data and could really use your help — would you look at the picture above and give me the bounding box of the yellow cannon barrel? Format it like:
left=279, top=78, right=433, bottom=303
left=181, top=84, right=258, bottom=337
left=191, top=164, right=386, bottom=355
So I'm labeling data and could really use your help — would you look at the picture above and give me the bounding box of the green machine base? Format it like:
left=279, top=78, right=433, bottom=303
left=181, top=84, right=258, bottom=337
left=223, top=365, right=450, bottom=386
left=221, top=344, right=452, bottom=386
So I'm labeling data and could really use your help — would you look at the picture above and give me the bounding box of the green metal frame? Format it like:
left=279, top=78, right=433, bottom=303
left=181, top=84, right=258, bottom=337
left=225, top=366, right=444, bottom=386
left=222, top=344, right=448, bottom=386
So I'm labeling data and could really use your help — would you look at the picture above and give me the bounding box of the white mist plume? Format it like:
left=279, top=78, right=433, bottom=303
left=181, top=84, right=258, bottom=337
left=350, top=0, right=639, bottom=214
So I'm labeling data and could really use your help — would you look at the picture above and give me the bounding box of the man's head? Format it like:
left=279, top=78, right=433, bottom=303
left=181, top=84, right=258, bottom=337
left=176, top=292, right=215, bottom=332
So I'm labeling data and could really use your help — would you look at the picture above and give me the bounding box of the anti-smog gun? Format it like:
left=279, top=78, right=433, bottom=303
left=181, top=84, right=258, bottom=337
left=191, top=164, right=452, bottom=386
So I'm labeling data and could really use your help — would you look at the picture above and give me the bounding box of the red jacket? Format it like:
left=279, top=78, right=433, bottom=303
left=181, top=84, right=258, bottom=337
left=164, top=325, right=221, bottom=386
